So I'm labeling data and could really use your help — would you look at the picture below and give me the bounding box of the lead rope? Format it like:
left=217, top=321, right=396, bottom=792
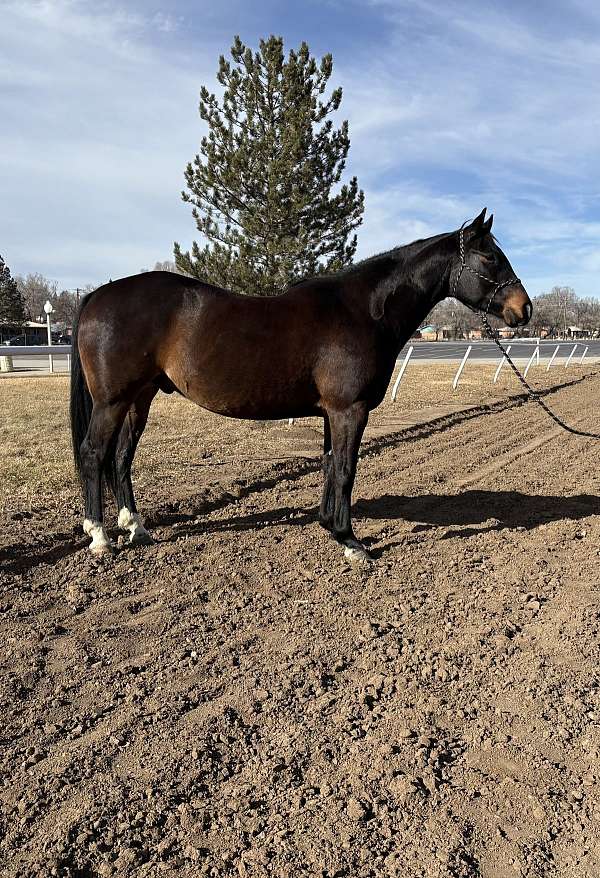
left=454, top=228, right=600, bottom=441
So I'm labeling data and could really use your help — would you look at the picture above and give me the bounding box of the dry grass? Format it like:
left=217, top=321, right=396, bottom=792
left=1, top=361, right=595, bottom=514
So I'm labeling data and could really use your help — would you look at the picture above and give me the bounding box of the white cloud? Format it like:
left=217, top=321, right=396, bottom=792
left=335, top=0, right=600, bottom=296
left=1, top=0, right=210, bottom=287
left=2, top=0, right=599, bottom=298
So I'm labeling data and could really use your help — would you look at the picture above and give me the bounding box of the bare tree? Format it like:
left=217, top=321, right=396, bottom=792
left=16, top=273, right=58, bottom=321
left=428, top=299, right=480, bottom=339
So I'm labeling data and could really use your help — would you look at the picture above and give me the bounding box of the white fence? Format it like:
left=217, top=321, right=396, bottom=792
left=390, top=340, right=594, bottom=397
left=0, top=344, right=71, bottom=374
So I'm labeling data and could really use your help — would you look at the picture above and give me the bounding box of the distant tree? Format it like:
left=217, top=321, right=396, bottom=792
left=16, top=272, right=58, bottom=321
left=175, top=35, right=364, bottom=296
left=14, top=273, right=84, bottom=327
left=428, top=299, right=480, bottom=339
left=153, top=260, right=178, bottom=272
left=52, top=290, right=79, bottom=326
left=432, top=284, right=600, bottom=340
left=530, top=286, right=582, bottom=337
left=0, top=255, right=26, bottom=324
left=551, top=285, right=576, bottom=336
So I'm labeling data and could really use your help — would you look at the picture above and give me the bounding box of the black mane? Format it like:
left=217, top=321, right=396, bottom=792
left=290, top=230, right=453, bottom=288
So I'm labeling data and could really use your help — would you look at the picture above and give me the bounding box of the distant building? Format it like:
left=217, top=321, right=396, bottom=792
left=418, top=324, right=454, bottom=341
left=0, top=320, right=48, bottom=345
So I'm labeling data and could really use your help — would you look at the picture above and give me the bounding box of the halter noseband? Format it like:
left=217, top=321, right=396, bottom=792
left=451, top=226, right=521, bottom=319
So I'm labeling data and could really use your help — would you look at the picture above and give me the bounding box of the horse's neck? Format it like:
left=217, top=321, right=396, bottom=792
left=384, top=239, right=454, bottom=347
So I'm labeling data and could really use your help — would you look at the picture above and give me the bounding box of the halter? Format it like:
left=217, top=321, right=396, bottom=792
left=450, top=226, right=600, bottom=441
left=450, top=226, right=521, bottom=317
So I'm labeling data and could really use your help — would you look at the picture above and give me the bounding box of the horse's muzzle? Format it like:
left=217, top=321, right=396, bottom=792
left=502, top=287, right=532, bottom=328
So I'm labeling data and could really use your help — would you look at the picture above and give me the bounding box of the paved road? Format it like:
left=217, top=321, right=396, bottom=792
left=2, top=340, right=600, bottom=375
left=2, top=354, right=70, bottom=373
left=402, top=339, right=600, bottom=361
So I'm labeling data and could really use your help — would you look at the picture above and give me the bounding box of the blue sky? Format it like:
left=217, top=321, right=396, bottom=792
left=2, top=0, right=600, bottom=297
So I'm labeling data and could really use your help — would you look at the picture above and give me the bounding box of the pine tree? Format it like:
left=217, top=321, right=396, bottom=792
left=0, top=255, right=26, bottom=325
left=174, top=35, right=364, bottom=296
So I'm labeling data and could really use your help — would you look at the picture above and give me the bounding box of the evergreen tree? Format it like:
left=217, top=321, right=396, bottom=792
left=0, top=255, right=26, bottom=325
left=175, top=35, right=364, bottom=296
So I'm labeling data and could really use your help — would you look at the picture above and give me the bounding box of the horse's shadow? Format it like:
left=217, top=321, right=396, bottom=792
left=3, top=491, right=597, bottom=574
left=165, top=489, right=600, bottom=544
left=354, top=490, right=600, bottom=545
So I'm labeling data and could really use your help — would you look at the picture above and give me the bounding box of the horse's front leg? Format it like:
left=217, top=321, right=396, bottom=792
left=327, top=402, right=370, bottom=562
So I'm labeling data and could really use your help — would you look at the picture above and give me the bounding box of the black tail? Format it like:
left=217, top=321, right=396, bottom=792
left=70, top=293, right=95, bottom=479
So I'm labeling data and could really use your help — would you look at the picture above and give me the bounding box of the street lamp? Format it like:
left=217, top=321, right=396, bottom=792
left=43, top=300, right=54, bottom=373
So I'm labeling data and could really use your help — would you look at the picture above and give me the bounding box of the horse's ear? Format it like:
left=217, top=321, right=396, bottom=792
left=464, top=208, right=491, bottom=243
left=473, top=207, right=487, bottom=227
left=370, top=276, right=395, bottom=320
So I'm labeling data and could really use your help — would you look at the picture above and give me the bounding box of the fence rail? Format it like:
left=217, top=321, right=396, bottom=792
left=1, top=345, right=71, bottom=356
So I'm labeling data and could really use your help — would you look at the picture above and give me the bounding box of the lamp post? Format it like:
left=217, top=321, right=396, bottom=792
left=43, top=300, right=54, bottom=373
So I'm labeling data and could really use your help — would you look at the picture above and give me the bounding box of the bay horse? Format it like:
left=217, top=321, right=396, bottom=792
left=70, top=209, right=531, bottom=561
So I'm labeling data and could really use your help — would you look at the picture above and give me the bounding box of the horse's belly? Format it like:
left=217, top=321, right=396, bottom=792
left=167, top=363, right=319, bottom=420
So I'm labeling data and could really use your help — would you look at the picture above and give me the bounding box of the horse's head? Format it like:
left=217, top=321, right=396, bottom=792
left=451, top=209, right=532, bottom=328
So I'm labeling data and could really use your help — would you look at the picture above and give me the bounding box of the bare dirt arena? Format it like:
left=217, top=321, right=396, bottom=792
left=2, top=364, right=600, bottom=878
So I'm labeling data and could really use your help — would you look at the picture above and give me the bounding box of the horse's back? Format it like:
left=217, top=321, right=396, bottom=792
left=77, top=271, right=338, bottom=414
left=77, top=269, right=387, bottom=418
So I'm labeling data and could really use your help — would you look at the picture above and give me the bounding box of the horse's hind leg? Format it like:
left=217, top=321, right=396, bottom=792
left=319, top=414, right=335, bottom=530
left=80, top=400, right=129, bottom=555
left=327, top=402, right=370, bottom=562
left=109, top=383, right=158, bottom=545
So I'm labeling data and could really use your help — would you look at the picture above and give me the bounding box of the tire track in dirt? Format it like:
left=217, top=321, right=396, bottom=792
left=453, top=424, right=575, bottom=489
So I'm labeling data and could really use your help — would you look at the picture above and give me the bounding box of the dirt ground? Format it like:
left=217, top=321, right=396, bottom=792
left=1, top=362, right=600, bottom=878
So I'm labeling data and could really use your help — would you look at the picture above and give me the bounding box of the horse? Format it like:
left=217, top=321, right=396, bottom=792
left=70, top=208, right=531, bottom=561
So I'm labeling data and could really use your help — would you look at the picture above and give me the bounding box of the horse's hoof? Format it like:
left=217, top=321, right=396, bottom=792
left=344, top=544, right=372, bottom=564
left=130, top=531, right=154, bottom=546
left=89, top=542, right=116, bottom=558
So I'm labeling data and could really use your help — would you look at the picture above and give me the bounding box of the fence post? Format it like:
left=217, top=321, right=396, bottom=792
left=565, top=344, right=578, bottom=368
left=523, top=347, right=538, bottom=379
left=535, top=339, right=540, bottom=364
left=452, top=345, right=472, bottom=390
left=579, top=345, right=588, bottom=365
left=546, top=345, right=560, bottom=371
left=493, top=345, right=511, bottom=384
left=391, top=345, right=413, bottom=401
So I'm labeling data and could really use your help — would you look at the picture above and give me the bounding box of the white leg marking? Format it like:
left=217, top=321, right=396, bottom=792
left=83, top=519, right=113, bottom=555
left=117, top=507, right=152, bottom=545
left=343, top=540, right=372, bottom=564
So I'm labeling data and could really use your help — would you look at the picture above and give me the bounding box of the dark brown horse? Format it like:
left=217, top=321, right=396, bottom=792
left=70, top=209, right=531, bottom=560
